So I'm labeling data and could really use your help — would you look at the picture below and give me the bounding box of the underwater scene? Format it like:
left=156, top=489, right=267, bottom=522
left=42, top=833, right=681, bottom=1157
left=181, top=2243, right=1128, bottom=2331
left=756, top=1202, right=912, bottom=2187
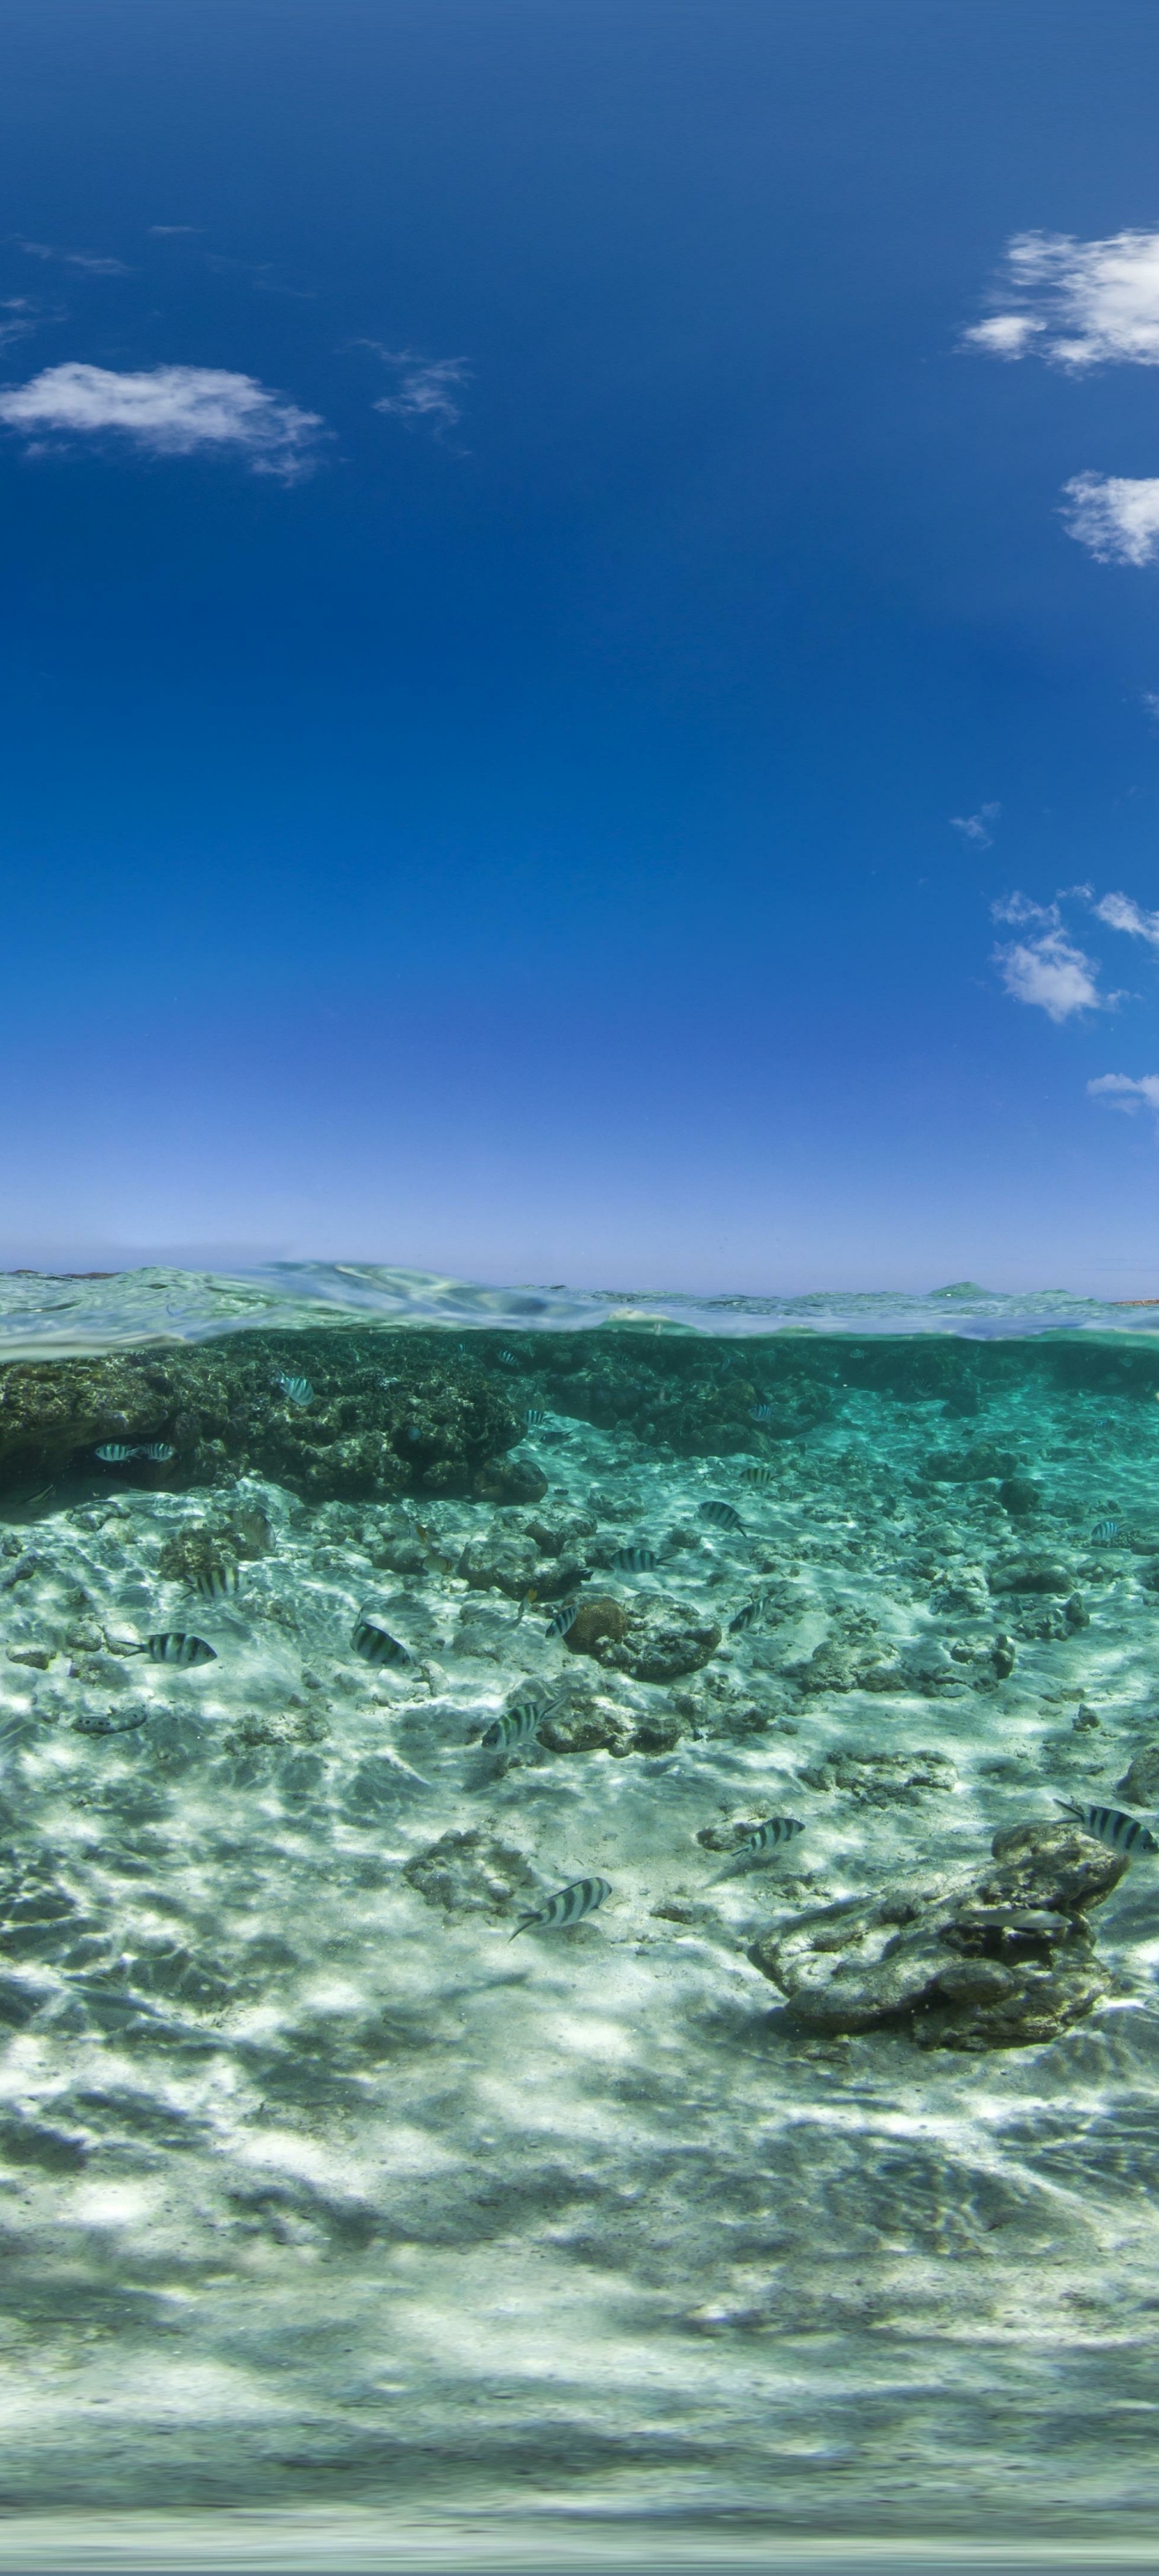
left=6, top=1272, right=1159, bottom=2555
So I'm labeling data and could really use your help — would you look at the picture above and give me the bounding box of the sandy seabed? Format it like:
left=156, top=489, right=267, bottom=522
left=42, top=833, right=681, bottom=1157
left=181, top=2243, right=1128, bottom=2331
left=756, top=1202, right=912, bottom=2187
left=2, top=1314, right=1159, bottom=2555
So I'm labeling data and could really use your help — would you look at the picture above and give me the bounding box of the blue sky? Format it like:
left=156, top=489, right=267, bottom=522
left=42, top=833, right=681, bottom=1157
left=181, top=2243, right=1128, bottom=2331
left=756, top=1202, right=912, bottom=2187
left=6, top=0, right=1159, bottom=1294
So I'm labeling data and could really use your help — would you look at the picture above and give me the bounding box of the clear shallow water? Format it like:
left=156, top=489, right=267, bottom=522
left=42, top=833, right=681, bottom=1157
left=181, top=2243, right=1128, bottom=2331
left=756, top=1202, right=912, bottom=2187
left=3, top=1270, right=1159, bottom=2562
left=3, top=1260, right=1159, bottom=1360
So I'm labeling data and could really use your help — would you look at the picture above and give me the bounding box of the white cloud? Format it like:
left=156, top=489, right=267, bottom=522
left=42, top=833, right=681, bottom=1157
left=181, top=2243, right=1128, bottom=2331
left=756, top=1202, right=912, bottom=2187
left=951, top=801, right=1000, bottom=848
left=1143, top=691, right=1159, bottom=723
left=962, top=314, right=1045, bottom=359
left=990, top=892, right=1058, bottom=928
left=1092, top=890, right=1159, bottom=946
left=1062, top=473, right=1159, bottom=565
left=370, top=349, right=469, bottom=431
left=965, top=229, right=1159, bottom=369
left=1089, top=1071, right=1159, bottom=1118
left=0, top=361, right=325, bottom=478
left=993, top=927, right=1104, bottom=1021
left=14, top=237, right=130, bottom=275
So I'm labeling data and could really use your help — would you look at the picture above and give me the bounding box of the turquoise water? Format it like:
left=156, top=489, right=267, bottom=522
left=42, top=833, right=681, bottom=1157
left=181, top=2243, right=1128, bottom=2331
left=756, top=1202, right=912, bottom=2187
left=4, top=1268, right=1159, bottom=2566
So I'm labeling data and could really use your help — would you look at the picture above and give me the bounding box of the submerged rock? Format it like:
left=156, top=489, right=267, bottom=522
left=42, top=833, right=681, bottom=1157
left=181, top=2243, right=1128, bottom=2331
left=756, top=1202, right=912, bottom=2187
left=749, top=1820, right=1125, bottom=2050
left=565, top=1596, right=720, bottom=1681
left=1118, top=1744, right=1159, bottom=1802
left=402, top=1829, right=538, bottom=1918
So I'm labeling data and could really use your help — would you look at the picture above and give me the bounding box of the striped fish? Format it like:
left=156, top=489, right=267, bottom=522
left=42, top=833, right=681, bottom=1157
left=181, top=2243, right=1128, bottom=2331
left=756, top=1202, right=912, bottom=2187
left=498, top=1349, right=517, bottom=1365
left=1057, top=1800, right=1158, bottom=1855
left=526, top=1408, right=547, bottom=1429
left=740, top=1465, right=777, bottom=1491
left=511, top=1586, right=538, bottom=1626
left=613, top=1545, right=658, bottom=1572
left=715, top=1816, right=804, bottom=1873
left=511, top=1875, right=612, bottom=1938
left=699, top=1501, right=744, bottom=1531
left=749, top=1403, right=773, bottom=1422
left=141, top=1442, right=175, bottom=1463
left=146, top=1633, right=217, bottom=1668
left=728, top=1595, right=766, bottom=1634
left=278, top=1373, right=314, bottom=1408
left=546, top=1597, right=580, bottom=1638
left=352, top=1616, right=414, bottom=1668
left=480, top=1693, right=555, bottom=1750
left=192, top=1560, right=240, bottom=1601
left=1091, top=1518, right=1121, bottom=1544
left=95, top=1443, right=137, bottom=1463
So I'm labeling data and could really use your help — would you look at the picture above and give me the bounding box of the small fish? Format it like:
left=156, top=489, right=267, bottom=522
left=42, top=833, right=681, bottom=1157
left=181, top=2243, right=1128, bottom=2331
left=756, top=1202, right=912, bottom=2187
left=278, top=1373, right=314, bottom=1408
left=192, top=1560, right=241, bottom=1600
left=511, top=1585, right=538, bottom=1627
left=95, top=1443, right=137, bottom=1463
left=713, top=1816, right=805, bottom=1875
left=526, top=1408, right=547, bottom=1429
left=749, top=1404, right=772, bottom=1422
left=146, top=1633, right=217, bottom=1668
left=141, top=1442, right=175, bottom=1463
left=699, top=1501, right=744, bottom=1531
left=740, top=1465, right=777, bottom=1491
left=352, top=1616, right=414, bottom=1668
left=612, top=1545, right=658, bottom=1572
left=1091, top=1518, right=1121, bottom=1544
left=1057, top=1800, right=1158, bottom=1855
left=546, top=1597, right=580, bottom=1638
left=480, top=1694, right=554, bottom=1750
left=511, top=1876, right=612, bottom=1937
left=728, top=1595, right=766, bottom=1634
left=415, top=1523, right=457, bottom=1577
left=498, top=1350, right=517, bottom=1366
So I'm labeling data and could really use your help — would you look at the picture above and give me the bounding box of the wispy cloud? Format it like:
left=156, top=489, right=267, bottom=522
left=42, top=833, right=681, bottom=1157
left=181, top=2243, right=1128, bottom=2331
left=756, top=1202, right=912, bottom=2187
left=1089, top=1071, right=1159, bottom=1120
left=1091, top=890, right=1159, bottom=947
left=14, top=237, right=130, bottom=275
left=0, top=361, right=325, bottom=479
left=992, top=923, right=1105, bottom=1021
left=951, top=801, right=1000, bottom=848
left=1063, top=473, right=1159, bottom=566
left=991, top=892, right=1058, bottom=929
left=149, top=225, right=203, bottom=237
left=963, top=229, right=1159, bottom=370
left=368, top=346, right=470, bottom=435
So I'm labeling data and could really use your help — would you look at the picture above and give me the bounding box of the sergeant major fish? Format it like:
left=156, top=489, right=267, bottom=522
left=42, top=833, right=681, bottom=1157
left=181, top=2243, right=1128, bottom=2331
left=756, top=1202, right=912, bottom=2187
left=526, top=1408, right=547, bottom=1430
left=728, top=1595, right=767, bottom=1634
left=612, top=1545, right=659, bottom=1573
left=480, top=1692, right=559, bottom=1751
left=740, top=1466, right=777, bottom=1491
left=192, top=1561, right=241, bottom=1600
left=1057, top=1799, right=1158, bottom=1854
left=713, top=1815, right=804, bottom=1873
left=511, top=1876, right=612, bottom=1937
left=278, top=1374, right=314, bottom=1408
left=546, top=1598, right=580, bottom=1638
left=146, top=1633, right=217, bottom=1668
left=352, top=1616, right=414, bottom=1668
left=1091, top=1519, right=1121, bottom=1544
left=95, top=1440, right=175, bottom=1463
left=749, top=1404, right=772, bottom=1423
left=699, top=1501, right=744, bottom=1531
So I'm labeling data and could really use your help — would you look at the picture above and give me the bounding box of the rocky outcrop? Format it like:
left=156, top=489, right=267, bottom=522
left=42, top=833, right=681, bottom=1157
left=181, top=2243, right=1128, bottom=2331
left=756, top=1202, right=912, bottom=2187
left=749, top=1821, right=1128, bottom=2050
left=565, top=1596, right=720, bottom=1682
left=0, top=1334, right=524, bottom=1505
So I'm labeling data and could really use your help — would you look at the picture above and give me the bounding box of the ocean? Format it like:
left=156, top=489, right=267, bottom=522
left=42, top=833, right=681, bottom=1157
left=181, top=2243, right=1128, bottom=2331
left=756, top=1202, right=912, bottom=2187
left=2, top=1265, right=1159, bottom=2569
